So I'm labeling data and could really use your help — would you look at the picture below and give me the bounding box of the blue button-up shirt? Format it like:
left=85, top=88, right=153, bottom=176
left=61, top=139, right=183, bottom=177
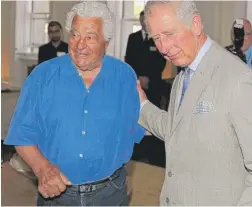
left=4, top=54, right=145, bottom=184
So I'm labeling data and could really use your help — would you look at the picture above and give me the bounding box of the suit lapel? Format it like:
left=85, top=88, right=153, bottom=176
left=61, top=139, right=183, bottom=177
left=173, top=71, right=184, bottom=120
left=171, top=42, right=221, bottom=135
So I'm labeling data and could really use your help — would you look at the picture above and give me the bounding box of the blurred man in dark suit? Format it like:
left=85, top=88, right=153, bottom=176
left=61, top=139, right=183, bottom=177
left=125, top=11, right=166, bottom=167
left=38, top=21, right=68, bottom=64
left=125, top=11, right=166, bottom=107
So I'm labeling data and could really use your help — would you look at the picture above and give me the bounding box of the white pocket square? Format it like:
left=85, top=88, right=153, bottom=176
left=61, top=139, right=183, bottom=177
left=194, top=101, right=215, bottom=114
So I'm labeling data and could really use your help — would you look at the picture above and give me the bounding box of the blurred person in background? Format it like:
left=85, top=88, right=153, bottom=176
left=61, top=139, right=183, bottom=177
left=38, top=21, right=68, bottom=64
left=226, top=18, right=252, bottom=68
left=125, top=11, right=166, bottom=107
left=125, top=11, right=167, bottom=167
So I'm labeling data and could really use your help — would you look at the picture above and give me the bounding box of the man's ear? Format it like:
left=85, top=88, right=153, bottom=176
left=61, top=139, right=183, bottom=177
left=191, top=14, right=203, bottom=36
left=105, top=41, right=109, bottom=50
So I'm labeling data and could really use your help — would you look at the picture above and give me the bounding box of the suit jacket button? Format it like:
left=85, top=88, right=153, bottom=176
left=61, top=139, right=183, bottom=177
left=168, top=171, right=173, bottom=177
left=166, top=197, right=170, bottom=203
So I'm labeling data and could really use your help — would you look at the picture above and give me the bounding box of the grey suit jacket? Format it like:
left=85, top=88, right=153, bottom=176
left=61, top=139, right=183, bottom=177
left=139, top=41, right=252, bottom=206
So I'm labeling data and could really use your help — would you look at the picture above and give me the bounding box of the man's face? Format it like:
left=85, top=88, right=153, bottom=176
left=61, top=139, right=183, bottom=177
left=241, top=20, right=252, bottom=52
left=68, top=15, right=108, bottom=70
left=140, top=14, right=146, bottom=31
left=146, top=4, right=203, bottom=67
left=48, top=25, right=62, bottom=42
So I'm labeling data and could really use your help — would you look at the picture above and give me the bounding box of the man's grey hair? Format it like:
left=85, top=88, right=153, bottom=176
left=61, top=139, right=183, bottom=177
left=144, top=0, right=200, bottom=33
left=65, top=1, right=115, bottom=41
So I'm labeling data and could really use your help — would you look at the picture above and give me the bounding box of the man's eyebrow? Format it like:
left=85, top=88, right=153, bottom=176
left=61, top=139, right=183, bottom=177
left=151, top=34, right=160, bottom=39
left=86, top=31, right=97, bottom=34
left=70, top=27, right=79, bottom=32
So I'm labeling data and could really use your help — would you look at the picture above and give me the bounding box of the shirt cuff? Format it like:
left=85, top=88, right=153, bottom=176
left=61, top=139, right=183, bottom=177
left=140, top=100, right=149, bottom=111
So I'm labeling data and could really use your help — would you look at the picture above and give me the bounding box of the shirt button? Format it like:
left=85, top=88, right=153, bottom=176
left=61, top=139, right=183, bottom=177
left=87, top=90, right=90, bottom=93
left=81, top=131, right=86, bottom=135
left=79, top=154, right=83, bottom=158
left=168, top=171, right=173, bottom=177
left=84, top=110, right=88, bottom=114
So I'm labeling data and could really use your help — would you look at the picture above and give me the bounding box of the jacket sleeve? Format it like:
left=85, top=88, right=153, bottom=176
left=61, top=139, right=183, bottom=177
left=122, top=66, right=145, bottom=143
left=229, top=71, right=252, bottom=206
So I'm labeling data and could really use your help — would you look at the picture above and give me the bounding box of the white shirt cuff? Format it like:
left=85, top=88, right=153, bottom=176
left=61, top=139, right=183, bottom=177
left=140, top=100, right=149, bottom=111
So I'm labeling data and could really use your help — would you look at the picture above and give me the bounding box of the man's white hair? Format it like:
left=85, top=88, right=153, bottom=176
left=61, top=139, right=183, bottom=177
left=144, top=0, right=200, bottom=32
left=65, top=1, right=115, bottom=41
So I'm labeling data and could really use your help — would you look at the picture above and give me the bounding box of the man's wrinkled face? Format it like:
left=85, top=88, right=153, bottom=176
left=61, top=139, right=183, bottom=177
left=241, top=20, right=252, bottom=52
left=48, top=25, right=62, bottom=42
left=68, top=15, right=108, bottom=70
left=146, top=4, right=203, bottom=67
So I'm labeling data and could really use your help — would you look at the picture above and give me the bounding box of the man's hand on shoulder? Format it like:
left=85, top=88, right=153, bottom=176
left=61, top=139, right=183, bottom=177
left=139, top=76, right=149, bottom=90
left=137, top=80, right=149, bottom=112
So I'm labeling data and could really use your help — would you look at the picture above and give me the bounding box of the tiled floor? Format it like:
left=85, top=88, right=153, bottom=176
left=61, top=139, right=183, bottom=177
left=1, top=91, right=165, bottom=206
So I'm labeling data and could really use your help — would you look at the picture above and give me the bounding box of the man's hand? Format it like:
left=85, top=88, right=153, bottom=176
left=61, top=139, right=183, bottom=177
left=37, top=163, right=71, bottom=198
left=139, top=76, right=149, bottom=90
left=137, top=80, right=148, bottom=104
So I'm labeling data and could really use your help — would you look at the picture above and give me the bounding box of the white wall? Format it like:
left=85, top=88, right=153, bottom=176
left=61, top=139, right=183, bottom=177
left=196, top=1, right=247, bottom=46
left=247, top=0, right=252, bottom=23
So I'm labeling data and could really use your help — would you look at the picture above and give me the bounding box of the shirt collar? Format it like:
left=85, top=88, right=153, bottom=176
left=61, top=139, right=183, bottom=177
left=188, top=36, right=213, bottom=72
left=141, top=29, right=147, bottom=40
left=64, top=54, right=107, bottom=78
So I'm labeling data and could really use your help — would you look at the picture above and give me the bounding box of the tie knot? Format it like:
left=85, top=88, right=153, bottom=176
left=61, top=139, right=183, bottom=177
left=144, top=33, right=148, bottom=41
left=185, top=67, right=192, bottom=75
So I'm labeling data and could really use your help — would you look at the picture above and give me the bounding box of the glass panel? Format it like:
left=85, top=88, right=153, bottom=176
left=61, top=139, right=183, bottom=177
left=133, top=25, right=141, bottom=33
left=31, top=19, right=48, bottom=47
left=31, top=13, right=50, bottom=19
left=123, top=1, right=134, bottom=19
left=120, top=20, right=139, bottom=59
left=123, top=0, right=147, bottom=19
left=133, top=0, right=146, bottom=18
left=27, top=0, right=32, bottom=13
left=33, top=0, right=50, bottom=13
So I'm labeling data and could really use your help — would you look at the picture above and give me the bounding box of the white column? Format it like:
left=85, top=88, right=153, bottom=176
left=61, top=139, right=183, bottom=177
left=112, top=0, right=124, bottom=59
left=1, top=1, right=17, bottom=88
left=247, top=0, right=252, bottom=23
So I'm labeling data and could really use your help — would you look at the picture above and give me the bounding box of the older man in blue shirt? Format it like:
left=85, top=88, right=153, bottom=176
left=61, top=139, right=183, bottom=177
left=4, top=1, right=144, bottom=206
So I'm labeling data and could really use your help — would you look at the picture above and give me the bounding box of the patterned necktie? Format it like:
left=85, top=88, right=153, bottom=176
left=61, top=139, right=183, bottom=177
left=180, top=67, right=192, bottom=105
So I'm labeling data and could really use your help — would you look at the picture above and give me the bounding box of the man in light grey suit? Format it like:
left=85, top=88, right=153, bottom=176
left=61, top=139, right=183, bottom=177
left=138, top=0, right=252, bottom=206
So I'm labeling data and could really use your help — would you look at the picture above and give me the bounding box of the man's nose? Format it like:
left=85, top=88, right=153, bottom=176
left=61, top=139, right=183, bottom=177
left=77, top=38, right=87, bottom=50
left=159, top=37, right=173, bottom=56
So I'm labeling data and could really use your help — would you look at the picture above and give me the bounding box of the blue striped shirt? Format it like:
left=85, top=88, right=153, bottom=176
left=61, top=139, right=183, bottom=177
left=4, top=54, right=145, bottom=184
